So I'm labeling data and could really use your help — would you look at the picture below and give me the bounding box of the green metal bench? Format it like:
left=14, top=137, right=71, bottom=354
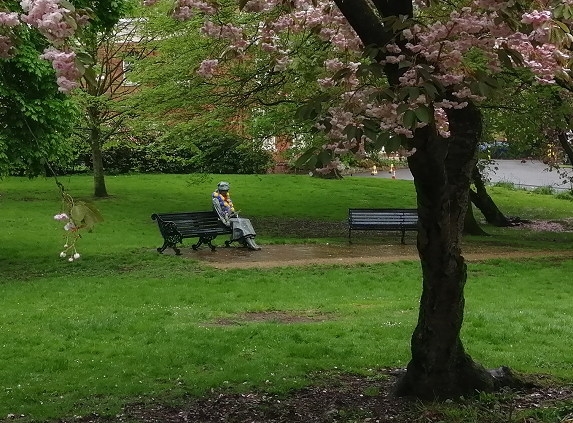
left=348, top=208, right=418, bottom=244
left=151, top=210, right=232, bottom=254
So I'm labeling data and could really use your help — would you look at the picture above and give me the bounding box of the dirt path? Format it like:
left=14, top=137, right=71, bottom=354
left=169, top=243, right=573, bottom=269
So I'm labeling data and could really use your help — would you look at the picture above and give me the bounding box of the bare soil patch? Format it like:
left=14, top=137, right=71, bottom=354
left=155, top=217, right=573, bottom=269
left=169, top=243, right=573, bottom=269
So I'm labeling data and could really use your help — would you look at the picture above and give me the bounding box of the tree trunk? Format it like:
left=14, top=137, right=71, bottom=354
left=88, top=106, right=108, bottom=198
left=470, top=166, right=511, bottom=227
left=332, top=0, right=511, bottom=400
left=557, top=130, right=573, bottom=167
left=91, top=128, right=108, bottom=198
left=396, top=103, right=496, bottom=400
left=464, top=201, right=488, bottom=236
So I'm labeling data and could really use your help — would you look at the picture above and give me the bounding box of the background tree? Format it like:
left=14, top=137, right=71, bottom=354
left=73, top=15, right=155, bottom=197
left=0, top=15, right=77, bottom=177
left=68, top=0, right=156, bottom=197
left=131, top=1, right=336, bottom=163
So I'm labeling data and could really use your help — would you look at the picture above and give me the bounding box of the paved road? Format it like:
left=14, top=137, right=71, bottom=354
left=356, top=160, right=573, bottom=191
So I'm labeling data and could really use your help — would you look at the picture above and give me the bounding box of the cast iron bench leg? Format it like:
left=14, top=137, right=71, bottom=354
left=157, top=240, right=170, bottom=254
left=192, top=239, right=203, bottom=250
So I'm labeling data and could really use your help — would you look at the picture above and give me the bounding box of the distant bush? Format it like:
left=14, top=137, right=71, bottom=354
left=555, top=191, right=573, bottom=201
left=532, top=186, right=555, bottom=195
left=492, top=181, right=517, bottom=190
left=67, top=132, right=274, bottom=175
left=190, top=134, right=274, bottom=174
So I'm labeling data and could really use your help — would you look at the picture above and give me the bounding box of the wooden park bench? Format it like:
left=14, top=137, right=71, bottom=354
left=151, top=210, right=232, bottom=254
left=348, top=208, right=418, bottom=244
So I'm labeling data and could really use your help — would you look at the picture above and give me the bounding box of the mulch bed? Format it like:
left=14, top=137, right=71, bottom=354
left=56, top=371, right=573, bottom=423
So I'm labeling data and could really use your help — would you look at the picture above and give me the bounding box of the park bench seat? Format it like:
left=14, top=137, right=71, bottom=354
left=151, top=210, right=232, bottom=254
left=348, top=208, right=418, bottom=244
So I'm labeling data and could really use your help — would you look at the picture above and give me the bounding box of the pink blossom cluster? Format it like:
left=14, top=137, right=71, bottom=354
left=20, top=0, right=78, bottom=44
left=0, top=12, right=20, bottom=27
left=200, top=21, right=246, bottom=50
left=39, top=47, right=81, bottom=93
left=173, top=0, right=216, bottom=20
left=167, top=0, right=571, bottom=169
left=521, top=10, right=552, bottom=27
left=54, top=212, right=69, bottom=221
left=0, top=12, right=20, bottom=58
left=0, top=35, right=14, bottom=58
left=433, top=108, right=450, bottom=138
left=196, top=58, right=218, bottom=78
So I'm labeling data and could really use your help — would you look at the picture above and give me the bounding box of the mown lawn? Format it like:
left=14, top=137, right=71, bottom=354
left=1, top=174, right=572, bottom=421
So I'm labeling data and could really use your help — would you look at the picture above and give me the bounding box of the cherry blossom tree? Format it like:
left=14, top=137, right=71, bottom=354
left=3, top=0, right=573, bottom=400
left=138, top=0, right=572, bottom=399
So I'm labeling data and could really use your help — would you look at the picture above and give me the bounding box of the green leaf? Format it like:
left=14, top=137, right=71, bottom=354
left=373, top=132, right=390, bottom=149
left=408, top=87, right=420, bottom=99
left=71, top=203, right=88, bottom=223
left=74, top=58, right=86, bottom=76
left=396, top=103, right=409, bottom=114
left=332, top=67, right=352, bottom=81
left=295, top=104, right=309, bottom=121
left=83, top=67, right=97, bottom=87
left=59, top=0, right=75, bottom=11
left=416, top=67, right=432, bottom=81
left=414, top=106, right=431, bottom=123
left=76, top=52, right=95, bottom=66
left=403, top=109, right=417, bottom=129
left=478, top=81, right=491, bottom=96
left=364, top=127, right=378, bottom=142
left=83, top=201, right=104, bottom=223
left=317, top=150, right=332, bottom=166
left=497, top=49, right=513, bottom=69
left=295, top=148, right=318, bottom=168
left=386, top=136, right=402, bottom=153
left=423, top=82, right=438, bottom=98
left=363, top=119, right=379, bottom=131
left=555, top=20, right=570, bottom=34
left=398, top=60, right=412, bottom=69
left=506, top=48, right=524, bottom=66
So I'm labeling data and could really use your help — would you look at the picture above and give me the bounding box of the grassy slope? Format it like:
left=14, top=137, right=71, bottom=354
left=1, top=174, right=573, bottom=420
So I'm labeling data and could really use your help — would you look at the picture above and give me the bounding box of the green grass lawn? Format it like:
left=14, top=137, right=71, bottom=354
left=1, top=174, right=573, bottom=421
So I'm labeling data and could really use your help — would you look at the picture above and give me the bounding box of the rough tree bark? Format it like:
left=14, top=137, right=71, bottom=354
left=464, top=201, right=489, bottom=236
left=87, top=106, right=108, bottom=198
left=557, top=130, right=573, bottom=167
left=333, top=0, right=507, bottom=399
left=470, top=166, right=511, bottom=227
left=395, top=104, right=497, bottom=399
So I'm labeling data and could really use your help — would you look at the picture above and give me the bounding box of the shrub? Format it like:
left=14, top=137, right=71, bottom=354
left=190, top=134, right=274, bottom=174
left=50, top=130, right=274, bottom=175
left=555, top=191, right=573, bottom=201
left=492, top=181, right=516, bottom=190
left=532, top=185, right=555, bottom=195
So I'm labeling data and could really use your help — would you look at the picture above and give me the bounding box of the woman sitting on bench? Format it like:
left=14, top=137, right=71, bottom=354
left=212, top=181, right=261, bottom=250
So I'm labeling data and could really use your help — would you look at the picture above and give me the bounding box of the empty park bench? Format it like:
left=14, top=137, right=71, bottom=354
left=348, top=208, right=418, bottom=244
left=151, top=210, right=232, bottom=254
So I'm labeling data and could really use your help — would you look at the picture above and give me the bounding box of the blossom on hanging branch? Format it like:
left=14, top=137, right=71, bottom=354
left=0, top=0, right=91, bottom=92
left=54, top=184, right=104, bottom=262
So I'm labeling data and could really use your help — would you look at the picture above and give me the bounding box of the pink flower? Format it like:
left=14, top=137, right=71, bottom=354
left=196, top=59, right=218, bottom=78
left=54, top=213, right=69, bottom=221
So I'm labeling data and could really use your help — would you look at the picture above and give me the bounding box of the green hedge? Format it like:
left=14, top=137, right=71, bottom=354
left=51, top=133, right=274, bottom=175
